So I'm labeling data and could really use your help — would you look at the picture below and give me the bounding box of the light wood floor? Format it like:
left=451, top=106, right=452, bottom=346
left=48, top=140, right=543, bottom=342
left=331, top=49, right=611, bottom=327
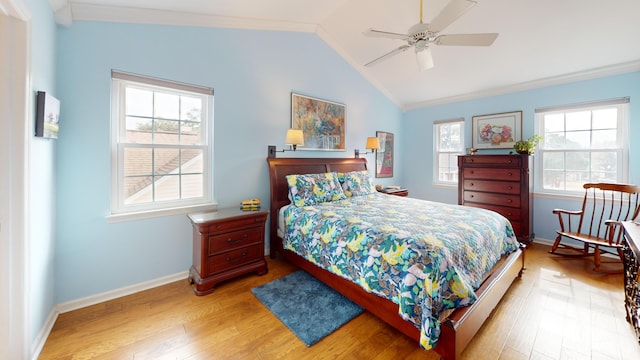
left=39, top=243, right=640, bottom=360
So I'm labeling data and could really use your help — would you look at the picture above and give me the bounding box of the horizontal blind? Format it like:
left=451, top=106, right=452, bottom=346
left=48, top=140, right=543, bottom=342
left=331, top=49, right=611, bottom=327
left=434, top=117, right=464, bottom=124
left=112, top=70, right=214, bottom=96
left=535, top=97, right=629, bottom=113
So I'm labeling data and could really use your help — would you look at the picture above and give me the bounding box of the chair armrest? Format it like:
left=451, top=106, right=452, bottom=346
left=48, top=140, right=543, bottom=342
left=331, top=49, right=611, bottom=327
left=604, top=219, right=622, bottom=227
left=552, top=209, right=582, bottom=215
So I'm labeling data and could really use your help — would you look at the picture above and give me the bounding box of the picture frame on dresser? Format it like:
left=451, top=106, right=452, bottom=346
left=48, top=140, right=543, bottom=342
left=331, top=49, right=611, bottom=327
left=472, top=111, right=522, bottom=150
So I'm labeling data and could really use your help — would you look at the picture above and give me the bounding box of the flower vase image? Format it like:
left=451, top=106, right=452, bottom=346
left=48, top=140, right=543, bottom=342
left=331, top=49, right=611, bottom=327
left=480, top=124, right=513, bottom=146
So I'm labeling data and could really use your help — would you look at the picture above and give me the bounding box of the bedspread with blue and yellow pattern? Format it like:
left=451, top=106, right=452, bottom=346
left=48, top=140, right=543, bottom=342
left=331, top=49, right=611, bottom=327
left=282, top=193, right=520, bottom=349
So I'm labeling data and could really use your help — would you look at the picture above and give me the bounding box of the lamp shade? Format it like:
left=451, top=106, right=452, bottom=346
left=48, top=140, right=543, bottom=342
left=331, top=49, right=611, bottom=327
left=416, top=46, right=434, bottom=72
left=365, top=137, right=380, bottom=150
left=285, top=129, right=304, bottom=146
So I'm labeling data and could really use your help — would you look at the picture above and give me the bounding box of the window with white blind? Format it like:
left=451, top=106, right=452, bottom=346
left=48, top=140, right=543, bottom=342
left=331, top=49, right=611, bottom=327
left=535, top=98, right=629, bottom=194
left=434, top=118, right=464, bottom=185
left=110, top=70, right=214, bottom=220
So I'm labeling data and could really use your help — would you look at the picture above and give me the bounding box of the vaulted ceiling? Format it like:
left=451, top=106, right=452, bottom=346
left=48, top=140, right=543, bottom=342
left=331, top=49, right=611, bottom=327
left=49, top=0, right=640, bottom=110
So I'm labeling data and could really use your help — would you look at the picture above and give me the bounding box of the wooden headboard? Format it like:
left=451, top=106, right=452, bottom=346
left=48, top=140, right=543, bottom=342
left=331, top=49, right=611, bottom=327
left=266, top=157, right=368, bottom=257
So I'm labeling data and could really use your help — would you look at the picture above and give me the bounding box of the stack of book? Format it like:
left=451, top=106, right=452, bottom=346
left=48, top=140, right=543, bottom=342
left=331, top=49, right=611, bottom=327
left=241, top=198, right=261, bottom=211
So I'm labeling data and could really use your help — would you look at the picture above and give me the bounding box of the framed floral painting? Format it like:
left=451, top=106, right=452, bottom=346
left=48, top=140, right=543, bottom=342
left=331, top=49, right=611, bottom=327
left=291, top=92, right=345, bottom=151
left=472, top=111, right=522, bottom=149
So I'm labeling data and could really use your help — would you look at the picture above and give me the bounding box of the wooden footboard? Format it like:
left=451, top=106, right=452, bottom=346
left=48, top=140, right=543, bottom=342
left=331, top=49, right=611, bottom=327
left=266, top=156, right=525, bottom=360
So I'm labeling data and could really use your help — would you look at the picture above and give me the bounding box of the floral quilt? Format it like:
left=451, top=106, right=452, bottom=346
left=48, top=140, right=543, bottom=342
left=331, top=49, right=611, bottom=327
left=282, top=193, right=520, bottom=349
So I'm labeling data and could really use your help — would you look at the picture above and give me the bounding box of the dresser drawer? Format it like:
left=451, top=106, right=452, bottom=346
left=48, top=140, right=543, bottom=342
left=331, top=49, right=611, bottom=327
left=462, top=168, right=521, bottom=181
left=202, top=214, right=267, bottom=233
left=463, top=179, right=520, bottom=194
left=463, top=191, right=521, bottom=208
left=208, top=244, right=263, bottom=274
left=208, top=226, right=263, bottom=255
left=464, top=202, right=522, bottom=221
left=461, top=155, right=521, bottom=167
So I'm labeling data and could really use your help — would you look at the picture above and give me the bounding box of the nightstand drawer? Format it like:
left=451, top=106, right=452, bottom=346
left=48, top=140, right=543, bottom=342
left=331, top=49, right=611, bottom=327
left=464, top=191, right=521, bottom=208
left=208, top=227, right=262, bottom=254
left=208, top=244, right=263, bottom=274
left=463, top=179, right=519, bottom=194
left=203, top=215, right=267, bottom=233
left=463, top=168, right=521, bottom=181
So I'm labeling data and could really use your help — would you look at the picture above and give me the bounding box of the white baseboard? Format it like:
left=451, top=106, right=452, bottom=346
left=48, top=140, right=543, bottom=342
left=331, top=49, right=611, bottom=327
left=31, top=270, right=189, bottom=360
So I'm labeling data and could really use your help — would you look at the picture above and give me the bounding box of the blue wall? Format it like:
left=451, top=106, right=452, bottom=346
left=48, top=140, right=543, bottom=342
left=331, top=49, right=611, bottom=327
left=26, top=0, right=57, bottom=347
left=403, top=72, right=640, bottom=242
left=55, top=22, right=403, bottom=303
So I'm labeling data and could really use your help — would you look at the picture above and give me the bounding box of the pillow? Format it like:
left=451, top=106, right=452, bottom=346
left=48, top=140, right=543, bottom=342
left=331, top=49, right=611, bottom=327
left=286, top=172, right=346, bottom=207
left=337, top=170, right=375, bottom=197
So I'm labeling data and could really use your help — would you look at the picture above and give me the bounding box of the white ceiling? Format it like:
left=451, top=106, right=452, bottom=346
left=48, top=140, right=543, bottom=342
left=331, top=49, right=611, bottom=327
left=51, top=0, right=640, bottom=110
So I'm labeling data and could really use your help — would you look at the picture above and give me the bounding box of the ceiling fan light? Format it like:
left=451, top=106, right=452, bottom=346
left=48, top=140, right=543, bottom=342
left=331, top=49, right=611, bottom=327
left=416, top=47, right=434, bottom=71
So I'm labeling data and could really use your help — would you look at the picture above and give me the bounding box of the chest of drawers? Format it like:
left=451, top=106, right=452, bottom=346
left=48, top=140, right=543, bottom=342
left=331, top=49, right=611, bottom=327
left=458, top=154, right=533, bottom=242
left=188, top=208, right=268, bottom=295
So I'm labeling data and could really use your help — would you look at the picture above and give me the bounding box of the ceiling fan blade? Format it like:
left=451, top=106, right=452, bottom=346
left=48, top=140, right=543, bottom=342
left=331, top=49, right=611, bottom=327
left=364, top=29, right=409, bottom=41
left=364, top=45, right=412, bottom=67
left=435, top=33, right=498, bottom=46
left=429, top=0, right=477, bottom=33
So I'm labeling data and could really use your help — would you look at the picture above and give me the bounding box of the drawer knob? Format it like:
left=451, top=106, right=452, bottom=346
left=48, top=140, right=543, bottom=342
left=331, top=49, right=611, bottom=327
left=507, top=199, right=513, bottom=203
left=506, top=186, right=513, bottom=190
left=470, top=182, right=474, bottom=186
left=470, top=195, right=474, bottom=198
left=508, top=173, right=513, bottom=176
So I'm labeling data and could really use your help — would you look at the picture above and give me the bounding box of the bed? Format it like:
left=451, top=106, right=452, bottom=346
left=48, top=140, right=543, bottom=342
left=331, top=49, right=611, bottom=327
left=266, top=157, right=525, bottom=360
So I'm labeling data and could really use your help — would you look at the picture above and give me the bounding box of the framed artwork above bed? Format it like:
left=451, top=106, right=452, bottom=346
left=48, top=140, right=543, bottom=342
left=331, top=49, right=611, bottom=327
left=291, top=92, right=345, bottom=151
left=375, top=131, right=394, bottom=178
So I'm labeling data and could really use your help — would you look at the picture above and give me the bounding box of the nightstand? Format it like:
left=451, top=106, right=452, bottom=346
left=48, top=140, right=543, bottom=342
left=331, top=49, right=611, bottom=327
left=377, top=188, right=409, bottom=197
left=187, top=208, right=268, bottom=295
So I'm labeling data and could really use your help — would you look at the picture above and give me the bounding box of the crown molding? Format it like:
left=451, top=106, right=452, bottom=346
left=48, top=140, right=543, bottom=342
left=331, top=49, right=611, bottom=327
left=0, top=0, right=30, bottom=20
left=403, top=60, right=640, bottom=111
left=68, top=3, right=317, bottom=32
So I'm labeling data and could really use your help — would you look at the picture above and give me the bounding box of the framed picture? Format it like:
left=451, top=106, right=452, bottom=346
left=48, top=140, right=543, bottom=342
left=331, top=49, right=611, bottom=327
left=472, top=111, right=522, bottom=149
left=291, top=92, right=345, bottom=151
left=375, top=131, right=394, bottom=178
left=35, top=91, right=60, bottom=139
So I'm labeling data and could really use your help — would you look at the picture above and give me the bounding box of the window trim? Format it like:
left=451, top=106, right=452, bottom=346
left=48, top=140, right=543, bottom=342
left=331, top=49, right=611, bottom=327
left=433, top=118, right=465, bottom=187
left=108, top=70, right=216, bottom=222
left=534, top=98, right=629, bottom=195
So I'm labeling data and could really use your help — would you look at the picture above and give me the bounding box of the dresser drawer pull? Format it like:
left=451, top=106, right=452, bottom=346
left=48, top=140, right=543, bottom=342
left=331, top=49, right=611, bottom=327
left=226, top=252, right=247, bottom=263
left=470, top=182, right=474, bottom=187
left=507, top=199, right=513, bottom=203
left=508, top=172, right=513, bottom=176
left=227, top=234, right=248, bottom=244
left=506, top=186, right=513, bottom=190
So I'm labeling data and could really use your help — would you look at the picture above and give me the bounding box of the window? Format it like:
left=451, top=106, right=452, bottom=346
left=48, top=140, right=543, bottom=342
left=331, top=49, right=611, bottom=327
left=110, top=70, right=214, bottom=219
left=535, top=98, right=629, bottom=193
left=434, top=118, right=464, bottom=185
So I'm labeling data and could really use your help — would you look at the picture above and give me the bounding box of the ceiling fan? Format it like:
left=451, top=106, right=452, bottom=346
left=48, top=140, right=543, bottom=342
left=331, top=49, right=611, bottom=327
left=364, top=0, right=498, bottom=71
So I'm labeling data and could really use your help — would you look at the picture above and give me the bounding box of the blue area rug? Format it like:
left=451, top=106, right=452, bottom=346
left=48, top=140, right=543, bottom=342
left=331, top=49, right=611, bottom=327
left=251, top=270, right=364, bottom=346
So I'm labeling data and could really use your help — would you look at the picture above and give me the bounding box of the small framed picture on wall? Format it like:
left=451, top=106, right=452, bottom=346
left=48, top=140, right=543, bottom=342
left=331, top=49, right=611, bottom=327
left=375, top=131, right=393, bottom=178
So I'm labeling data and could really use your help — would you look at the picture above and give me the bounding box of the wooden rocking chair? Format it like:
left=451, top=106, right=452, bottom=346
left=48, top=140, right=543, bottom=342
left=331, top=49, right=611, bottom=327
left=550, top=183, right=640, bottom=273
